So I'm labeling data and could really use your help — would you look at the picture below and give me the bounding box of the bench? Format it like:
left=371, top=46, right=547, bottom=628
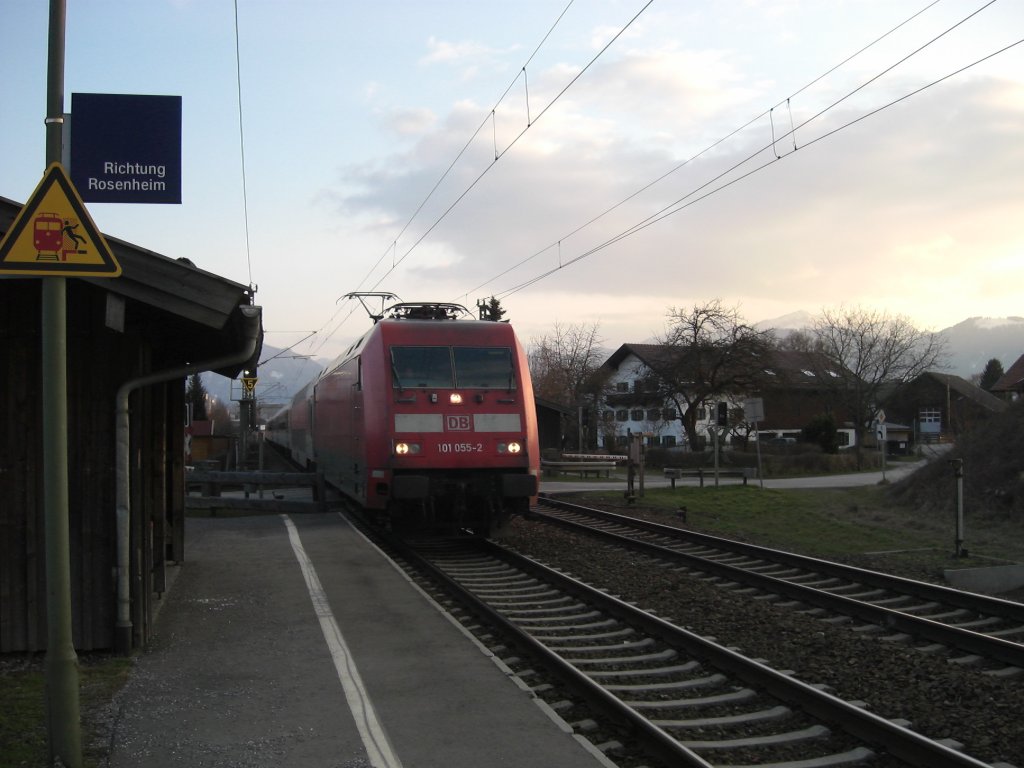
left=541, top=460, right=619, bottom=478
left=663, top=467, right=755, bottom=488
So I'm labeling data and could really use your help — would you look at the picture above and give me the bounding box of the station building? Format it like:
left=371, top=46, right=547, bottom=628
left=0, top=195, right=262, bottom=653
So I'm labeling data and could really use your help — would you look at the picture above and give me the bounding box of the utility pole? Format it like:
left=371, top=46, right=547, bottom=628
left=43, top=1, right=83, bottom=765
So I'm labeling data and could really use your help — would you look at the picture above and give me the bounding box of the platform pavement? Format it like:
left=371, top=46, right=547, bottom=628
left=107, top=513, right=613, bottom=768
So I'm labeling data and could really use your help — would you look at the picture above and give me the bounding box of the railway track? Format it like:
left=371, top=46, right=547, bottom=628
left=531, top=496, right=1024, bottom=677
left=351, top=512, right=1000, bottom=768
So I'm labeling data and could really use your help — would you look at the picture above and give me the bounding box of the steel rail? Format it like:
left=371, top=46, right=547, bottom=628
left=539, top=494, right=1024, bottom=622
left=478, top=540, right=995, bottom=768
left=534, top=496, right=1024, bottom=669
left=379, top=533, right=715, bottom=768
left=376, top=524, right=993, bottom=768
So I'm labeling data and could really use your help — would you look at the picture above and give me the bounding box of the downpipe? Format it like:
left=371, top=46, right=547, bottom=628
left=114, top=305, right=261, bottom=654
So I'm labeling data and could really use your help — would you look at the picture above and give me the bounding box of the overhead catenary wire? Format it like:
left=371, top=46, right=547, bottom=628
left=476, top=0, right=1005, bottom=301
left=348, top=0, right=579, bottom=297
left=309, top=1, right=583, bottom=357
left=259, top=330, right=318, bottom=366
left=359, top=1, right=654, bottom=291
left=310, top=0, right=652, bottom=357
left=494, top=36, right=1022, bottom=302
left=305, top=0, right=1007, bottom=359
left=461, top=0, right=948, bottom=300
left=233, top=0, right=254, bottom=291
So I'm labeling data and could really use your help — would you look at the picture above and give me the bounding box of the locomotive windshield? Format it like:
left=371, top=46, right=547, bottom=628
left=453, top=347, right=514, bottom=389
left=391, top=346, right=515, bottom=389
left=391, top=346, right=454, bottom=388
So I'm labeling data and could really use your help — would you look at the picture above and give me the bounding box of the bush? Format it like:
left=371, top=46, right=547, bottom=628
left=889, top=400, right=1024, bottom=520
left=802, top=415, right=840, bottom=453
left=731, top=448, right=878, bottom=477
left=643, top=444, right=880, bottom=476
left=541, top=447, right=562, bottom=462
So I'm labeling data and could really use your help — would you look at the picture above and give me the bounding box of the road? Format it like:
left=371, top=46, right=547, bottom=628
left=541, top=446, right=953, bottom=494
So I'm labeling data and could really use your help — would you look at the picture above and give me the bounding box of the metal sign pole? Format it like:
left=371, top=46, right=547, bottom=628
left=713, top=427, right=720, bottom=487
left=951, top=459, right=966, bottom=558
left=744, top=398, right=765, bottom=490
left=754, top=421, right=764, bottom=489
left=43, top=1, right=82, bottom=765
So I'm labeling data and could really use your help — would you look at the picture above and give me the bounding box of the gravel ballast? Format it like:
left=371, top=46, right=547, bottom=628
left=500, top=509, right=1024, bottom=767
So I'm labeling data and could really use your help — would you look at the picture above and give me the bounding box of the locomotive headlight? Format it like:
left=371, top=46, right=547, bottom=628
left=449, top=393, right=463, bottom=404
left=395, top=441, right=421, bottom=455
left=499, top=441, right=522, bottom=454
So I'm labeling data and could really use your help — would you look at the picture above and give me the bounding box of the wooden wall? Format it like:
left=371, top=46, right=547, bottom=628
left=1, top=278, right=184, bottom=652
left=0, top=280, right=45, bottom=650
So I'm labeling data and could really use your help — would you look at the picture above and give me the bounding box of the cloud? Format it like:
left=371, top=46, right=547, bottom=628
left=379, top=106, right=437, bottom=137
left=372, top=80, right=1007, bottom=257
left=419, top=36, right=494, bottom=65
left=321, top=25, right=1024, bottom=351
left=417, top=35, right=522, bottom=84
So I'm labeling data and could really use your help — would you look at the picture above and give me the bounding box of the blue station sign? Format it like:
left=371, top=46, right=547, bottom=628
left=70, top=93, right=182, bottom=204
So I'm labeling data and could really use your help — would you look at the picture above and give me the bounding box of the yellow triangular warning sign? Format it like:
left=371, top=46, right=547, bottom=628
left=0, top=163, right=121, bottom=277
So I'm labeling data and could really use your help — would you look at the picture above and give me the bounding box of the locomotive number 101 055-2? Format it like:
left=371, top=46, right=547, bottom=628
left=438, top=442, right=485, bottom=454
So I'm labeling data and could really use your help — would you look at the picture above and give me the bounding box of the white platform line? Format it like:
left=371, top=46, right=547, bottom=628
left=282, top=515, right=404, bottom=768
left=337, top=511, right=616, bottom=768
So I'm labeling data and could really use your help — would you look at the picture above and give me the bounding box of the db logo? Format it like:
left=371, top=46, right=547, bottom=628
left=445, top=414, right=471, bottom=431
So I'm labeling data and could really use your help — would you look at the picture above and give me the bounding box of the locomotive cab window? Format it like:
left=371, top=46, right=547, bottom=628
left=390, top=345, right=515, bottom=389
left=391, top=346, right=454, bottom=388
left=453, top=347, right=514, bottom=389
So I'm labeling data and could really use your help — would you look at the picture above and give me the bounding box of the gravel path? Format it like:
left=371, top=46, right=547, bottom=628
left=500, top=511, right=1024, bottom=767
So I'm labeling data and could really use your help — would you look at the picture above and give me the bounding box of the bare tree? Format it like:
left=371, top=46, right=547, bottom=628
left=528, top=321, right=605, bottom=449
left=809, top=306, right=946, bottom=465
left=646, top=300, right=774, bottom=449
left=777, top=328, right=815, bottom=352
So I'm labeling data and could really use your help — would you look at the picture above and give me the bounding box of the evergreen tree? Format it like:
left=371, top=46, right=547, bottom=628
left=186, top=373, right=208, bottom=420
left=477, top=296, right=508, bottom=322
left=979, top=358, right=1004, bottom=390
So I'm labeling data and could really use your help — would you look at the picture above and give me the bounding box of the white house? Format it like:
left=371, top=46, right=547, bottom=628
left=596, top=344, right=717, bottom=450
left=595, top=343, right=860, bottom=451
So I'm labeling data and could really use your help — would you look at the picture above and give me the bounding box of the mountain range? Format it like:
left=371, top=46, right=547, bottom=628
left=933, top=317, right=1024, bottom=378
left=760, top=312, right=1024, bottom=380
left=202, top=345, right=329, bottom=414
left=203, top=315, right=1024, bottom=409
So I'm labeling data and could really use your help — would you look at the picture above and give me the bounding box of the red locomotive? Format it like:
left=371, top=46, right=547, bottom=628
left=271, top=294, right=539, bottom=535
left=33, top=213, right=65, bottom=260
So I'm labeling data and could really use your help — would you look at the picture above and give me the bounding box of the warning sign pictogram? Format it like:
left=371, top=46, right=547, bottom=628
left=0, top=163, right=121, bottom=277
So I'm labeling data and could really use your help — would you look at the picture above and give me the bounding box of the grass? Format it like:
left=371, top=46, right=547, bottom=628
left=0, top=661, right=46, bottom=766
left=571, top=484, right=919, bottom=554
left=0, top=654, right=133, bottom=768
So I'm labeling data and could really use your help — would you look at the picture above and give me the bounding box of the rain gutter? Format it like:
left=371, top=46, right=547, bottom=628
left=114, top=304, right=262, bottom=654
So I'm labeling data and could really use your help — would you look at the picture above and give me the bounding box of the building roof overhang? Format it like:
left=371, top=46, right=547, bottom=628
left=1, top=194, right=261, bottom=378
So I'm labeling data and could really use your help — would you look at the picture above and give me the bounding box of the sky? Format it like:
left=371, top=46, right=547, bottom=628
left=2, top=1, right=1022, bottom=364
